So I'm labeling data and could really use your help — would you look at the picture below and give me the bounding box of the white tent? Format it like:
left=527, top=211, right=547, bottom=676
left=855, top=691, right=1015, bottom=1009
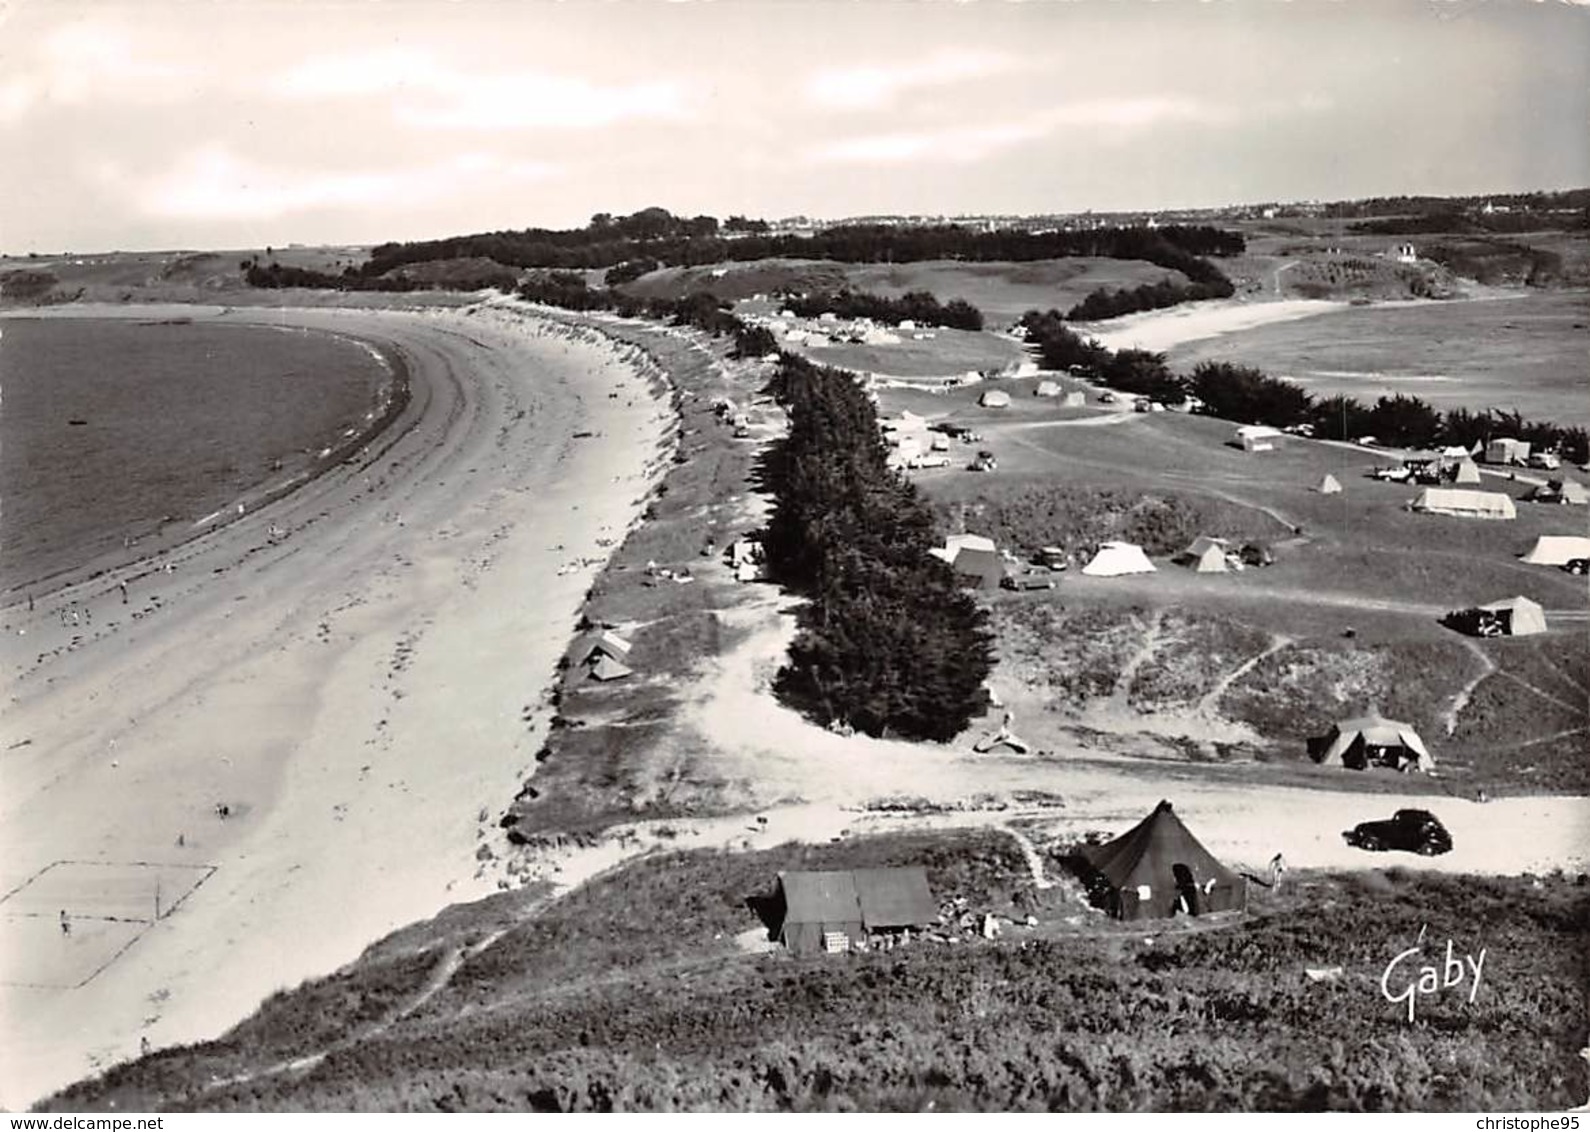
left=945, top=533, right=997, bottom=555
left=1062, top=391, right=1086, bottom=408
left=1409, top=488, right=1516, bottom=520
left=1312, top=716, right=1433, bottom=772
left=1477, top=595, right=1548, bottom=636
left=1233, top=425, right=1280, bottom=453
left=1450, top=459, right=1482, bottom=484
left=1034, top=380, right=1063, bottom=398
left=1519, top=535, right=1590, bottom=565
left=1082, top=541, right=1157, bottom=577
left=1177, top=536, right=1229, bottom=573
left=1316, top=474, right=1342, bottom=494
left=979, top=389, right=1011, bottom=408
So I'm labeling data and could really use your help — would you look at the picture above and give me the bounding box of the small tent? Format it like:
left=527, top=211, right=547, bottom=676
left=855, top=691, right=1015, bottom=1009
left=1519, top=535, right=1590, bottom=566
left=588, top=655, right=633, bottom=682
left=570, top=629, right=632, bottom=667
left=1316, top=473, right=1343, bottom=495
left=952, top=546, right=1006, bottom=590
left=1034, top=380, right=1062, bottom=398
left=979, top=389, right=1011, bottom=408
left=1079, top=800, right=1247, bottom=921
left=1449, top=459, right=1482, bottom=485
left=1177, top=536, right=1230, bottom=573
left=1409, top=488, right=1516, bottom=520
left=774, top=868, right=936, bottom=955
left=1477, top=595, right=1548, bottom=637
left=1082, top=541, right=1156, bottom=577
left=1062, top=390, right=1087, bottom=408
left=1309, top=716, right=1433, bottom=772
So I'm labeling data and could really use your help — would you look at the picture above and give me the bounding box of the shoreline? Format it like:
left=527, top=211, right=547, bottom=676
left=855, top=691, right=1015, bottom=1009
left=0, top=307, right=413, bottom=602
left=0, top=298, right=678, bottom=1110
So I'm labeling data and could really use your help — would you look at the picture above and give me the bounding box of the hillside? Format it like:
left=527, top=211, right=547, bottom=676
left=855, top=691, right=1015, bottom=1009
left=40, top=830, right=1589, bottom=1112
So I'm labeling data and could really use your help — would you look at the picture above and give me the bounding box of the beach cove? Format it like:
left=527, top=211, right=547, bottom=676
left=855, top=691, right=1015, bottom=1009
left=0, top=301, right=675, bottom=1109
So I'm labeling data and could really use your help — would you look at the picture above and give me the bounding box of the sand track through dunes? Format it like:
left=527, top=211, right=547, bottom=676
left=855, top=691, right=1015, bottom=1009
left=0, top=302, right=673, bottom=1109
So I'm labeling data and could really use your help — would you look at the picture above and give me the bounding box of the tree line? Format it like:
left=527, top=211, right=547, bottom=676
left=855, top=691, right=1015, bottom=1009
left=761, top=353, right=995, bottom=741
left=1065, top=275, right=1235, bottom=321
left=355, top=208, right=1243, bottom=278
left=784, top=288, right=984, bottom=331
left=1019, top=309, right=1589, bottom=461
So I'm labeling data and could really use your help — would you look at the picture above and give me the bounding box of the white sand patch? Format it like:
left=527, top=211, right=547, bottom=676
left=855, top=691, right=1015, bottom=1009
left=1080, top=299, right=1348, bottom=354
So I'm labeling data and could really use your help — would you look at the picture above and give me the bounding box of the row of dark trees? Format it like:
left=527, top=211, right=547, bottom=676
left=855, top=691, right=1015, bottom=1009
left=1065, top=275, right=1235, bottom=322
left=762, top=354, right=994, bottom=740
left=357, top=208, right=1243, bottom=278
left=1018, top=308, right=1589, bottom=461
left=785, top=288, right=984, bottom=331
left=513, top=271, right=776, bottom=358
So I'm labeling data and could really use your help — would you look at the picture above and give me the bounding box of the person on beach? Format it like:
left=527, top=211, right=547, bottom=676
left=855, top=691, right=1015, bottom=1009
left=119, top=581, right=129, bottom=604
left=59, top=910, right=70, bottom=937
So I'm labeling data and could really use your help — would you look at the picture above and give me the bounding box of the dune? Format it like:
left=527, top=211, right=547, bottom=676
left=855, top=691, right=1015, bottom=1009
left=0, top=300, right=674, bottom=1109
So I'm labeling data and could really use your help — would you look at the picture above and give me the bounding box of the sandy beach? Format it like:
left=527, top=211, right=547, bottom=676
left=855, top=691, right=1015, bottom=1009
left=1079, top=298, right=1351, bottom=354
left=0, top=301, right=674, bottom=1109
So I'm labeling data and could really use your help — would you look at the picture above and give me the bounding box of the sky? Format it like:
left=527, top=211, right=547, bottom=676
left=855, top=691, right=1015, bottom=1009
left=1, top=0, right=1587, bottom=253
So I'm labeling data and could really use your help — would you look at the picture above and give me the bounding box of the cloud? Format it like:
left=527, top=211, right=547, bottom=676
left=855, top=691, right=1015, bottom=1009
left=271, top=48, right=690, bottom=131
left=808, top=122, right=1049, bottom=166
left=0, top=20, right=201, bottom=121
left=804, top=50, right=1014, bottom=110
left=132, top=147, right=559, bottom=221
left=807, top=96, right=1233, bottom=166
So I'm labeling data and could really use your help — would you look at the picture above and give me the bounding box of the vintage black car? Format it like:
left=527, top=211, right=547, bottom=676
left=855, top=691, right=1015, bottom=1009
left=1343, top=809, right=1453, bottom=856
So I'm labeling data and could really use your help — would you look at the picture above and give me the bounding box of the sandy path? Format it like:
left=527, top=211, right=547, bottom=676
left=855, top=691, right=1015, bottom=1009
left=0, top=302, right=673, bottom=1109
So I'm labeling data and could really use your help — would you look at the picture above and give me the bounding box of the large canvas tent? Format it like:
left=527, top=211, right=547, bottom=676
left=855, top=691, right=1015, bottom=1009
left=1409, top=488, right=1516, bottom=520
left=1520, top=535, right=1590, bottom=566
left=1477, top=595, right=1548, bottom=637
left=774, top=868, right=937, bottom=955
left=1082, top=541, right=1156, bottom=577
left=1079, top=800, right=1247, bottom=921
left=1309, top=716, right=1433, bottom=772
left=952, top=546, right=1007, bottom=589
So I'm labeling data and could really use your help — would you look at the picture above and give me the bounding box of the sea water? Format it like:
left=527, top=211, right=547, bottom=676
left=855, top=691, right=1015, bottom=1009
left=0, top=317, right=392, bottom=594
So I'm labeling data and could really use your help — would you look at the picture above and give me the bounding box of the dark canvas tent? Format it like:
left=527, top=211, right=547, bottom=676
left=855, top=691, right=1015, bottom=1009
left=774, top=868, right=937, bottom=955
left=1080, top=800, right=1246, bottom=921
left=952, top=546, right=1007, bottom=590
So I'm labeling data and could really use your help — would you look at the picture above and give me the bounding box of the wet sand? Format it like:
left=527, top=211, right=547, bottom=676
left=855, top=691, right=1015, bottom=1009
left=0, top=301, right=674, bottom=1108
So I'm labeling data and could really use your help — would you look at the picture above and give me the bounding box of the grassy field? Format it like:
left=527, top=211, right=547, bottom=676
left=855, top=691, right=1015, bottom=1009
left=45, top=830, right=1590, bottom=1112
left=622, top=257, right=1189, bottom=324
left=795, top=327, right=1029, bottom=378
left=1165, top=292, right=1590, bottom=427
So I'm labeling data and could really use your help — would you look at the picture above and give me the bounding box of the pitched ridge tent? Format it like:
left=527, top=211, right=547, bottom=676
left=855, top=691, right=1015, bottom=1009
left=1316, top=473, right=1343, bottom=494
left=979, top=389, right=1011, bottom=408
left=588, top=655, right=633, bottom=682
left=1080, top=800, right=1246, bottom=921
left=1477, top=595, right=1548, bottom=636
left=1309, top=715, right=1433, bottom=772
left=1519, top=535, right=1590, bottom=565
left=1082, top=541, right=1156, bottom=577
left=570, top=629, right=632, bottom=667
left=775, top=868, right=936, bottom=955
left=1177, top=536, right=1230, bottom=573
left=1409, top=488, right=1516, bottom=520
left=952, top=546, right=1007, bottom=590
left=1450, top=459, right=1482, bottom=485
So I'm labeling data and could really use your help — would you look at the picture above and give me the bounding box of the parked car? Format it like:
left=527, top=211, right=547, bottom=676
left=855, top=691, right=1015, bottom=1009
left=1001, top=572, right=1056, bottom=591
left=1563, top=558, right=1589, bottom=576
left=1372, top=465, right=1413, bottom=482
left=1099, top=392, right=1118, bottom=405
left=1343, top=809, right=1453, bottom=856
left=1133, top=397, right=1152, bottom=413
left=1528, top=452, right=1561, bottom=471
left=907, top=454, right=951, bottom=469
